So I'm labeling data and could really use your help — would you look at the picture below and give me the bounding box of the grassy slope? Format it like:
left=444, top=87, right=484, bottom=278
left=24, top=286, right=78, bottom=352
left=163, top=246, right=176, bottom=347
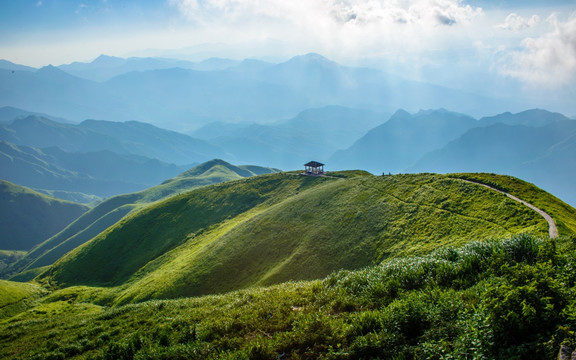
left=39, top=172, right=568, bottom=305
left=2, top=234, right=576, bottom=359
left=0, top=180, right=89, bottom=250
left=3, top=160, right=278, bottom=278
left=449, top=173, right=576, bottom=236
left=0, top=279, right=47, bottom=320
left=0, top=251, right=25, bottom=273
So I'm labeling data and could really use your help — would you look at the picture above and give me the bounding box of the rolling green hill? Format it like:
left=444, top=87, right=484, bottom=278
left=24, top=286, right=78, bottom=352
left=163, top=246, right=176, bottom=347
left=2, top=171, right=576, bottom=359
left=2, top=160, right=279, bottom=279
left=0, top=250, right=25, bottom=273
left=0, top=180, right=89, bottom=251
left=37, top=171, right=574, bottom=305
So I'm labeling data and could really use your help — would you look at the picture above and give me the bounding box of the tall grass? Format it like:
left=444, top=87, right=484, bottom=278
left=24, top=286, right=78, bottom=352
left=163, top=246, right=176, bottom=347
left=2, top=234, right=576, bottom=359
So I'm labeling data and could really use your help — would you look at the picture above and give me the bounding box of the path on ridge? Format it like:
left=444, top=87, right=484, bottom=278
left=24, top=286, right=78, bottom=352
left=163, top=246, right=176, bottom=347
left=460, top=179, right=558, bottom=238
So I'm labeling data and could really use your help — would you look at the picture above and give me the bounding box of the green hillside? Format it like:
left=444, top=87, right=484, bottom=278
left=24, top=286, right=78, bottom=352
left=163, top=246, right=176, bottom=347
left=1, top=172, right=576, bottom=359
left=3, top=234, right=576, bottom=359
left=449, top=173, right=576, bottom=236
left=0, top=180, right=89, bottom=251
left=0, top=279, right=46, bottom=320
left=38, top=171, right=571, bottom=305
left=0, top=250, right=25, bottom=273
left=2, top=160, right=279, bottom=279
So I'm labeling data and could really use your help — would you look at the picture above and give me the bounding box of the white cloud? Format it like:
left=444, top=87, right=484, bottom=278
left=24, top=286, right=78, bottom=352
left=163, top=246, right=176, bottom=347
left=497, top=13, right=540, bottom=31
left=165, top=0, right=484, bottom=63
left=498, top=15, right=576, bottom=87
left=168, top=0, right=483, bottom=27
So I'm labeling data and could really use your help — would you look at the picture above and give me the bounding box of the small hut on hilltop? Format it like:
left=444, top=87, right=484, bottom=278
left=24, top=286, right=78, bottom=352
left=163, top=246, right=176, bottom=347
left=304, top=161, right=325, bottom=176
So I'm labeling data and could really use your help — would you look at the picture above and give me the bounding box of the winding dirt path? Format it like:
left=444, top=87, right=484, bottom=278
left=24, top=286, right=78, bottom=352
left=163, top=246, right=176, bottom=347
left=461, top=179, right=559, bottom=238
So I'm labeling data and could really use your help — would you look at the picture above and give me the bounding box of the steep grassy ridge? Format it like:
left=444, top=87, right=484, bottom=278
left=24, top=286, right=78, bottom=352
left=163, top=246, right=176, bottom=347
left=0, top=180, right=89, bottom=250
left=3, top=160, right=278, bottom=279
left=39, top=172, right=565, bottom=304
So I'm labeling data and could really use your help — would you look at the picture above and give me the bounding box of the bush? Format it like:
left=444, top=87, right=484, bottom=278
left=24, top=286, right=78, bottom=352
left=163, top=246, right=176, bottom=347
left=480, top=262, right=567, bottom=358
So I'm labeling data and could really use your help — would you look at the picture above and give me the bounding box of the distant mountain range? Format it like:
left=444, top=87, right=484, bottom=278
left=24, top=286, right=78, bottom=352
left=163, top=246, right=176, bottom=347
left=0, top=140, right=186, bottom=198
left=0, top=60, right=35, bottom=72
left=191, top=105, right=386, bottom=169
left=329, top=109, right=478, bottom=174
left=331, top=108, right=576, bottom=206
left=0, top=53, right=522, bottom=128
left=407, top=117, right=576, bottom=206
left=0, top=106, right=575, bottom=207
left=0, top=106, right=70, bottom=124
left=1, top=52, right=575, bottom=206
left=0, top=115, right=224, bottom=165
left=57, top=55, right=241, bottom=82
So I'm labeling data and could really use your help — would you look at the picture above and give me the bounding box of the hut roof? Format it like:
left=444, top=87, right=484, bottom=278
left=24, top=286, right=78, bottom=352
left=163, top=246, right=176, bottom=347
left=305, top=161, right=324, bottom=167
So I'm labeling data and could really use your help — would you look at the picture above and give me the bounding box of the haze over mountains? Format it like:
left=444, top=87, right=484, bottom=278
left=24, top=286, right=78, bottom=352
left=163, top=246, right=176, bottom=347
left=0, top=106, right=574, bottom=207
left=0, top=72, right=574, bottom=359
left=1, top=53, right=575, bottom=207
left=1, top=54, right=524, bottom=130
left=0, top=140, right=186, bottom=199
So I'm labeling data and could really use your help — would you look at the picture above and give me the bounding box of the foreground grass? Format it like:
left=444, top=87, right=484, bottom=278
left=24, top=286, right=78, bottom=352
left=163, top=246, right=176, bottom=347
left=2, top=234, right=576, bottom=359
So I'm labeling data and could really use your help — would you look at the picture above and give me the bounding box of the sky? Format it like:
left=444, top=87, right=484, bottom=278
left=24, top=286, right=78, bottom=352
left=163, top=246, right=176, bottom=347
left=0, top=0, right=575, bottom=114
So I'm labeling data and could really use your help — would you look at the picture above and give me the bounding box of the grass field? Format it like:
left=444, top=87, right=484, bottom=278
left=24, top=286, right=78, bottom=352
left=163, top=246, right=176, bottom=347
left=36, top=172, right=564, bottom=305
left=2, top=171, right=575, bottom=359
left=1, top=234, right=575, bottom=359
left=1, top=160, right=278, bottom=279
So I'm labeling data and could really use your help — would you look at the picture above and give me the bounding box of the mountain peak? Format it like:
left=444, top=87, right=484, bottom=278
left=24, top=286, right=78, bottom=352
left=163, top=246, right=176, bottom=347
left=480, top=108, right=571, bottom=128
left=390, top=109, right=411, bottom=119
left=0, top=59, right=36, bottom=72
left=285, top=53, right=339, bottom=67
left=177, top=159, right=238, bottom=178
left=92, top=54, right=125, bottom=67
left=415, top=108, right=449, bottom=116
left=300, top=53, right=329, bottom=61
left=36, top=65, right=73, bottom=77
